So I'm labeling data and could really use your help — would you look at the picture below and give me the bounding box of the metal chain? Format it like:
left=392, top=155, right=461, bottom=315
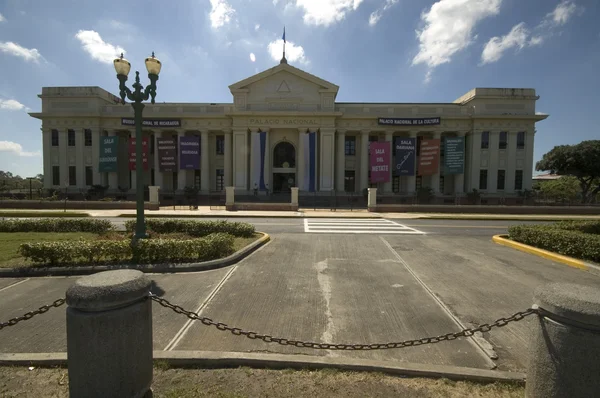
left=0, top=298, right=66, bottom=331
left=150, top=294, right=538, bottom=350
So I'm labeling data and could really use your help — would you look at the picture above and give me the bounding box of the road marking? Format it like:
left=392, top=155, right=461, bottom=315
left=0, top=278, right=30, bottom=293
left=379, top=236, right=498, bottom=368
left=403, top=224, right=509, bottom=229
left=304, top=218, right=425, bottom=234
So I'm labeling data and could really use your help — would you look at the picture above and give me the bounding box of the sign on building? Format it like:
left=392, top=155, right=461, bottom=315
left=128, top=137, right=149, bottom=171
left=121, top=118, right=181, bottom=127
left=179, top=136, right=200, bottom=170
left=444, top=137, right=465, bottom=174
left=157, top=138, right=177, bottom=172
left=370, top=142, right=391, bottom=183
left=394, top=137, right=416, bottom=176
left=378, top=117, right=441, bottom=126
left=99, top=136, right=119, bottom=173
left=418, top=139, right=440, bottom=176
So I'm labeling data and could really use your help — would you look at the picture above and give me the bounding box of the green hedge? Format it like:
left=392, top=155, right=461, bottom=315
left=124, top=219, right=255, bottom=238
left=508, top=225, right=600, bottom=263
left=18, top=233, right=235, bottom=266
left=0, top=219, right=114, bottom=233
left=552, top=221, right=600, bottom=235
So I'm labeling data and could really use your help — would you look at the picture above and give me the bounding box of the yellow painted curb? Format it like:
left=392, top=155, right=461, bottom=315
left=492, top=235, right=589, bottom=271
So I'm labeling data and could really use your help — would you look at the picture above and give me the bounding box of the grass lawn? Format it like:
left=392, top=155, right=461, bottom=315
left=0, top=211, right=89, bottom=218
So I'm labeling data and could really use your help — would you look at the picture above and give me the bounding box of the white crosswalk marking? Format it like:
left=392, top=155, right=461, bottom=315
left=303, top=218, right=425, bottom=234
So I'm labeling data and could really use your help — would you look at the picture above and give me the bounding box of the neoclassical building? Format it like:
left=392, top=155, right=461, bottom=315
left=29, top=59, right=548, bottom=198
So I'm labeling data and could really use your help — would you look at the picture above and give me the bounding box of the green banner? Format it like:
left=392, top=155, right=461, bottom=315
left=99, top=136, right=119, bottom=172
left=444, top=136, right=465, bottom=175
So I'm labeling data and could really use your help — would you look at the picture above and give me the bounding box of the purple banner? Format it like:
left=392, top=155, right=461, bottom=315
left=179, top=136, right=200, bottom=170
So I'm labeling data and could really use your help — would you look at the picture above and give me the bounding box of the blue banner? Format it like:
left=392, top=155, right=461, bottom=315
left=394, top=137, right=416, bottom=176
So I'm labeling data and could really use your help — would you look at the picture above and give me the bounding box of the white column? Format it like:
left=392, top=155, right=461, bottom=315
left=383, top=132, right=393, bottom=193
left=232, top=129, right=249, bottom=191
left=319, top=128, right=335, bottom=191
left=59, top=129, right=68, bottom=187
left=297, top=128, right=305, bottom=190
left=469, top=131, right=482, bottom=192
left=250, top=128, right=260, bottom=190
left=108, top=130, right=119, bottom=190
left=223, top=130, right=232, bottom=187
left=336, top=129, right=346, bottom=192
left=488, top=131, right=499, bottom=193
left=76, top=128, right=85, bottom=188
left=201, top=130, right=210, bottom=192
left=42, top=128, right=52, bottom=188
left=523, top=129, right=535, bottom=190
left=454, top=131, right=466, bottom=195
left=407, top=131, right=417, bottom=194
left=153, top=132, right=164, bottom=190
left=177, top=130, right=188, bottom=191
left=505, top=131, right=517, bottom=193
left=91, top=127, right=102, bottom=186
left=263, top=128, right=270, bottom=191
left=430, top=132, right=441, bottom=194
left=360, top=130, right=370, bottom=190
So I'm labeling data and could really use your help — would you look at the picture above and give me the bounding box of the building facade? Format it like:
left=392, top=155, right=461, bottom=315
left=29, top=60, right=548, bottom=198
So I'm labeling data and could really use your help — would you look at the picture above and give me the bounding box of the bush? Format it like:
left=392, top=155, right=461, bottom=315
left=18, top=233, right=235, bottom=266
left=552, top=220, right=600, bottom=235
left=125, top=219, right=255, bottom=238
left=0, top=218, right=114, bottom=233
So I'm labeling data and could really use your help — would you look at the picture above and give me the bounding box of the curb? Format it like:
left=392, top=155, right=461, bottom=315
left=417, top=216, right=595, bottom=221
left=115, top=213, right=381, bottom=219
left=0, top=232, right=270, bottom=278
left=0, top=351, right=526, bottom=384
left=492, top=235, right=600, bottom=273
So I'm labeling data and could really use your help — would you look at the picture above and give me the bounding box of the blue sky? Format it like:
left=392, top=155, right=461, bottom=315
left=0, top=0, right=598, bottom=178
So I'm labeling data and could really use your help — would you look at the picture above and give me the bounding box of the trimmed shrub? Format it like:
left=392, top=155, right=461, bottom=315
left=0, top=219, right=114, bottom=233
left=508, top=225, right=600, bottom=263
left=553, top=221, right=600, bottom=235
left=125, top=219, right=255, bottom=237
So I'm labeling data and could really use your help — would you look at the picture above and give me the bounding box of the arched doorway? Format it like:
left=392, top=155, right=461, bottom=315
left=272, top=141, right=296, bottom=193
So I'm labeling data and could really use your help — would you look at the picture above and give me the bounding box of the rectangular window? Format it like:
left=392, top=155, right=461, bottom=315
left=85, top=166, right=93, bottom=186
left=84, top=129, right=92, bottom=146
left=515, top=170, right=523, bottom=190
left=69, top=166, right=76, bottom=186
left=481, top=132, right=489, bottom=149
left=517, top=132, right=525, bottom=149
left=392, top=176, right=400, bottom=193
left=216, top=169, right=224, bottom=191
left=68, top=129, right=75, bottom=147
left=344, top=170, right=355, bottom=192
left=344, top=136, right=356, bottom=156
left=499, top=131, right=507, bottom=150
left=52, top=166, right=60, bottom=186
left=51, top=130, right=59, bottom=146
left=479, top=169, right=488, bottom=190
left=216, top=135, right=225, bottom=155
left=497, top=170, right=506, bottom=190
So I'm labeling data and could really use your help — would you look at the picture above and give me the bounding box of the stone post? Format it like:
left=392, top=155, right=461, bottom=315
left=367, top=187, right=377, bottom=211
left=225, top=186, right=235, bottom=208
left=526, top=283, right=600, bottom=398
left=149, top=186, right=160, bottom=207
left=66, top=270, right=153, bottom=398
left=291, top=187, right=299, bottom=206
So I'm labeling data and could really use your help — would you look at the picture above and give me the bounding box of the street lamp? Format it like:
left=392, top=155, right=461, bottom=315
left=113, top=52, right=162, bottom=240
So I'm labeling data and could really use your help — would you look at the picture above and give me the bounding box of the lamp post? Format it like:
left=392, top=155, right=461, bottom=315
left=113, top=52, right=162, bottom=240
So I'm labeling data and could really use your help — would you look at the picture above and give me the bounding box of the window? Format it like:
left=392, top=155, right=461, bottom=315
left=194, top=170, right=201, bottom=188
left=392, top=176, right=400, bottom=193
left=481, top=132, right=489, bottom=149
left=439, top=175, right=445, bottom=194
left=345, top=136, right=356, bottom=156
left=69, top=166, right=76, bottom=186
left=216, top=135, right=225, bottom=155
left=85, top=166, right=93, bottom=186
left=52, top=166, right=60, bottom=186
left=499, top=131, right=507, bottom=149
left=68, top=129, right=75, bottom=147
left=51, top=130, right=59, bottom=146
left=497, top=170, right=506, bottom=190
left=479, top=169, right=488, bottom=190
left=517, top=132, right=525, bottom=149
left=416, top=176, right=423, bottom=191
left=344, top=170, right=355, bottom=192
left=515, top=170, right=523, bottom=190
left=84, top=129, right=92, bottom=146
left=216, top=169, right=224, bottom=191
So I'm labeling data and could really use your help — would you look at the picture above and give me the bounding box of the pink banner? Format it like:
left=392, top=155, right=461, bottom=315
left=370, top=142, right=391, bottom=183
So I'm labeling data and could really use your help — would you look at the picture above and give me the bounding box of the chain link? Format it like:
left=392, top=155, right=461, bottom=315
left=0, top=298, right=66, bottom=331
left=150, top=294, right=538, bottom=351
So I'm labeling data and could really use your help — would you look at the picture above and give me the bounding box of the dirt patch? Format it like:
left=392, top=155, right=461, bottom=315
left=0, top=366, right=524, bottom=398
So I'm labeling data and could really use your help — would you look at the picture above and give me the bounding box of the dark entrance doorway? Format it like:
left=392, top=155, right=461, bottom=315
left=272, top=173, right=296, bottom=193
left=272, top=141, right=296, bottom=194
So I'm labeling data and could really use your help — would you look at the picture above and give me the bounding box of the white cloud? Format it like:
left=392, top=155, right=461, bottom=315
left=412, top=0, right=502, bottom=80
left=0, top=99, right=26, bottom=111
left=209, top=0, right=235, bottom=29
left=529, top=35, right=544, bottom=46
left=75, top=30, right=125, bottom=64
left=0, top=141, right=40, bottom=157
left=481, top=22, right=530, bottom=64
left=0, top=41, right=43, bottom=63
left=293, top=0, right=365, bottom=26
left=255, top=24, right=260, bottom=31
left=369, top=0, right=398, bottom=26
left=249, top=52, right=256, bottom=62
left=0, top=13, right=5, bottom=22
left=547, top=0, right=578, bottom=26
left=268, top=39, right=308, bottom=64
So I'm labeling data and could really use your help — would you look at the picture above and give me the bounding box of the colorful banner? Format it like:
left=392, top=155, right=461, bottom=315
left=370, top=142, right=391, bottom=183
left=128, top=137, right=149, bottom=171
left=394, top=137, right=416, bottom=176
left=157, top=138, right=177, bottom=172
left=302, top=131, right=317, bottom=192
left=99, top=136, right=118, bottom=173
left=444, top=136, right=465, bottom=175
left=378, top=117, right=441, bottom=126
left=251, top=131, right=267, bottom=190
left=179, top=136, right=200, bottom=170
left=418, top=139, right=440, bottom=176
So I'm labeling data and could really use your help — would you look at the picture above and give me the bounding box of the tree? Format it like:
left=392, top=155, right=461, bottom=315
left=538, top=176, right=580, bottom=203
left=536, top=140, right=600, bottom=203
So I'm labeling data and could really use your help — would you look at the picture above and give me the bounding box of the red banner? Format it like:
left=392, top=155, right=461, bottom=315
left=128, top=137, right=149, bottom=171
left=418, top=139, right=440, bottom=176
left=370, top=142, right=391, bottom=183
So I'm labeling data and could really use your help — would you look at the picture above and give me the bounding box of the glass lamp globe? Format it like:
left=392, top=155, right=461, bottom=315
left=145, top=52, right=162, bottom=75
left=113, top=53, right=131, bottom=76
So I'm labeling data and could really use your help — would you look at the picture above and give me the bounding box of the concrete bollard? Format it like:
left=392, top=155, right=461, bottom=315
left=148, top=186, right=160, bottom=205
left=367, top=188, right=377, bottom=210
left=225, top=186, right=235, bottom=206
left=526, top=283, right=600, bottom=398
left=66, top=270, right=153, bottom=398
left=291, top=187, right=299, bottom=206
